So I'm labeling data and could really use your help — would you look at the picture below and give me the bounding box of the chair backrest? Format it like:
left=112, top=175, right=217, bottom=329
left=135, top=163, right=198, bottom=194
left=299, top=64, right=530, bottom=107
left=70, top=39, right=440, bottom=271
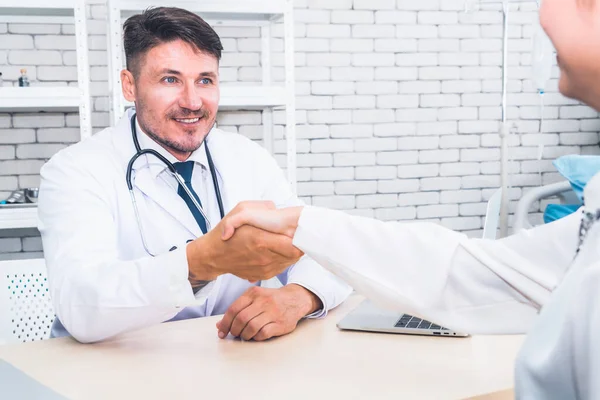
left=0, top=259, right=55, bottom=345
left=482, top=188, right=502, bottom=240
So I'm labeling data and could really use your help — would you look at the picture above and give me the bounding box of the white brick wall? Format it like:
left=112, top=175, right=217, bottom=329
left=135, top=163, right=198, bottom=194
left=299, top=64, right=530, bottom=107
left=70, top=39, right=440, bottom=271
left=1, top=0, right=599, bottom=259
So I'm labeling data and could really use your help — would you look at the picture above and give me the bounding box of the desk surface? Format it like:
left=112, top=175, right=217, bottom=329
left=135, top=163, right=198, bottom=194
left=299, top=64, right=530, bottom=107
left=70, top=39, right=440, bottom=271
left=0, top=296, right=523, bottom=400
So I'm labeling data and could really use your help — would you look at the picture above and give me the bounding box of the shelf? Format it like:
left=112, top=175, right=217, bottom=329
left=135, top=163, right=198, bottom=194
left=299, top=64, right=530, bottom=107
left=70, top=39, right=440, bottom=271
left=0, top=207, right=37, bottom=230
left=123, top=85, right=286, bottom=111
left=116, top=0, right=286, bottom=22
left=0, top=0, right=76, bottom=9
left=0, top=0, right=76, bottom=23
left=0, top=87, right=82, bottom=112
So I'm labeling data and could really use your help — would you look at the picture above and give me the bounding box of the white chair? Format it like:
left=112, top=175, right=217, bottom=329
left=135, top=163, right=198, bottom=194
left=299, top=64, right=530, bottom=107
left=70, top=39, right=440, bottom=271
left=0, top=259, right=55, bottom=345
left=482, top=188, right=502, bottom=240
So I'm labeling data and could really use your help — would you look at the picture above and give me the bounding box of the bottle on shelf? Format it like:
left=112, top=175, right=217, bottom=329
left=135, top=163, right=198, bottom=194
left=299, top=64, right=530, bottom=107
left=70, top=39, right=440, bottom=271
left=18, top=68, right=30, bottom=87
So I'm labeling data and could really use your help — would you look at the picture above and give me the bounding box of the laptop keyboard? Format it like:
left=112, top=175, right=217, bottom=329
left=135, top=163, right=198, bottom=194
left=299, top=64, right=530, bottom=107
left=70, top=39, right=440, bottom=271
left=394, top=314, right=449, bottom=331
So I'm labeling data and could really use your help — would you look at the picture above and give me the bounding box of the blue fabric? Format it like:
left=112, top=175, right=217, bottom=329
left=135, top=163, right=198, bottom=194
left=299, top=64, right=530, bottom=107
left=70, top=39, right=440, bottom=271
left=541, top=155, right=600, bottom=223
left=543, top=204, right=581, bottom=224
left=553, top=155, right=600, bottom=202
left=173, top=161, right=207, bottom=234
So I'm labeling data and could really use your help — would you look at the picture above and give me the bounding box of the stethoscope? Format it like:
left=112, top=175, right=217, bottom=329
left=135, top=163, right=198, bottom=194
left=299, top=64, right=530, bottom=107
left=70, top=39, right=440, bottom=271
left=126, top=113, right=225, bottom=256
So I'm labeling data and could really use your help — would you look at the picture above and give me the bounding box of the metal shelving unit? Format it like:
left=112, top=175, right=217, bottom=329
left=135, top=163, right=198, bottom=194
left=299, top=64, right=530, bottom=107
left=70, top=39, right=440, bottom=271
left=0, top=0, right=91, bottom=138
left=106, top=0, right=297, bottom=190
left=0, top=0, right=92, bottom=230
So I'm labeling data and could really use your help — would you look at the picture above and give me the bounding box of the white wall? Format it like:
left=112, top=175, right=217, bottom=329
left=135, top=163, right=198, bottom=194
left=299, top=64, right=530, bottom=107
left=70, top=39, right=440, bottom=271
left=1, top=0, right=599, bottom=259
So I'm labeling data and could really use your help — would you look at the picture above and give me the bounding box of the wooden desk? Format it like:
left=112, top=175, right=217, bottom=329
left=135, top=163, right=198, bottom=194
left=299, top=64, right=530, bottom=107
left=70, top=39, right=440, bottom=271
left=0, top=296, right=522, bottom=400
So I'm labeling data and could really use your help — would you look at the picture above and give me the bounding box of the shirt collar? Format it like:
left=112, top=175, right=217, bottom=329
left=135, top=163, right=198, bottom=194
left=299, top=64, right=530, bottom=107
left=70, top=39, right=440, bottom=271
left=134, top=118, right=209, bottom=178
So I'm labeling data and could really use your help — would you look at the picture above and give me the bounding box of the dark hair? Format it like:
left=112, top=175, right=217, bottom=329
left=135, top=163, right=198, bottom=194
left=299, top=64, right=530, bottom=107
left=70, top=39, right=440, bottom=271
left=123, top=7, right=223, bottom=77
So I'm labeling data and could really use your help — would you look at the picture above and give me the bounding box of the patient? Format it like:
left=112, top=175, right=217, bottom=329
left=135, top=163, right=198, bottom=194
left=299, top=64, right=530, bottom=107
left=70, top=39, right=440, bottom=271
left=218, top=1, right=600, bottom=398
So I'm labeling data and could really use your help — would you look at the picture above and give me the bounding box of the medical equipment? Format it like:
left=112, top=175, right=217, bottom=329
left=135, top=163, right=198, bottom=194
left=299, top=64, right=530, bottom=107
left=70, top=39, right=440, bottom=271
left=0, top=188, right=38, bottom=205
left=513, top=180, right=576, bottom=231
left=514, top=154, right=600, bottom=230
left=465, top=0, right=542, bottom=237
left=24, top=188, right=39, bottom=203
left=531, top=14, right=554, bottom=96
left=126, top=113, right=225, bottom=256
left=531, top=12, right=555, bottom=183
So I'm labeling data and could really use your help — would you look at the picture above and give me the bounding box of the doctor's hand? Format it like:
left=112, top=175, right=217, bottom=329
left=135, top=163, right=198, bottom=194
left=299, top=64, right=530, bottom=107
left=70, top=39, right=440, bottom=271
left=221, top=204, right=304, bottom=241
left=216, top=284, right=322, bottom=341
left=187, top=201, right=304, bottom=282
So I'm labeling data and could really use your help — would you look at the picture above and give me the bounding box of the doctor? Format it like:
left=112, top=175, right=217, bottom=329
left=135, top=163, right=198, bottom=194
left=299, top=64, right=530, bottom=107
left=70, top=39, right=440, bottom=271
left=38, top=7, right=350, bottom=344
left=219, top=0, right=600, bottom=398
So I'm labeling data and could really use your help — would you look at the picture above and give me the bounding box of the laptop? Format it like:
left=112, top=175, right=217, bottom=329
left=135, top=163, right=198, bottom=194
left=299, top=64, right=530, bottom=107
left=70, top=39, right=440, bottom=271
left=337, top=299, right=469, bottom=338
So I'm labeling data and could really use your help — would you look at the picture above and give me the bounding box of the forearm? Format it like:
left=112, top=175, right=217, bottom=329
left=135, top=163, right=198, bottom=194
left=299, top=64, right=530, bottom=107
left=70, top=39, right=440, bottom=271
left=49, top=248, right=196, bottom=343
left=280, top=207, right=303, bottom=238
left=292, top=206, right=579, bottom=334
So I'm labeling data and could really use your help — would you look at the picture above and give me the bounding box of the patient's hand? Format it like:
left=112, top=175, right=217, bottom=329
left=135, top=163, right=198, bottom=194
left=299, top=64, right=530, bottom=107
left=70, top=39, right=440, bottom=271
left=221, top=203, right=304, bottom=241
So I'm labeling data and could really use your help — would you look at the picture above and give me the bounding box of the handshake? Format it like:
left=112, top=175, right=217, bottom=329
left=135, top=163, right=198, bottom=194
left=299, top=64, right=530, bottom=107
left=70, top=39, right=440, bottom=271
left=186, top=201, right=305, bottom=284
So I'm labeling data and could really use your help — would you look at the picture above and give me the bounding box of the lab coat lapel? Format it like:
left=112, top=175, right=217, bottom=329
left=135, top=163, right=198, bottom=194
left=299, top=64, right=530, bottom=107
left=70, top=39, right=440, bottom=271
left=132, top=167, right=203, bottom=238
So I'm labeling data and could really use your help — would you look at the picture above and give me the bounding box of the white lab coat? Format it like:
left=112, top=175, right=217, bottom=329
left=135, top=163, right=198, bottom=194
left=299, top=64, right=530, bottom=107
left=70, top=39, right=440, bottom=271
left=292, top=175, right=600, bottom=399
left=38, top=108, right=351, bottom=343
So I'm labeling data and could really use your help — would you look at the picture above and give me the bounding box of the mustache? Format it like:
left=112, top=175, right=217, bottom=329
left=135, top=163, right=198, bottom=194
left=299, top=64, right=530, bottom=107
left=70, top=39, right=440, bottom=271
left=168, top=108, right=209, bottom=119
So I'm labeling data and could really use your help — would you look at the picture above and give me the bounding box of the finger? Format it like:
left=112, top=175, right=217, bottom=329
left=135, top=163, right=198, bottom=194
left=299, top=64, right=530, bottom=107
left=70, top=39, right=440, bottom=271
left=240, top=312, right=273, bottom=341
left=262, top=233, right=304, bottom=260
left=237, top=200, right=276, bottom=212
left=229, top=303, right=264, bottom=338
left=253, top=322, right=284, bottom=342
left=223, top=209, right=292, bottom=241
left=221, top=210, right=256, bottom=240
left=221, top=222, right=236, bottom=241
left=222, top=201, right=278, bottom=240
left=217, top=295, right=254, bottom=339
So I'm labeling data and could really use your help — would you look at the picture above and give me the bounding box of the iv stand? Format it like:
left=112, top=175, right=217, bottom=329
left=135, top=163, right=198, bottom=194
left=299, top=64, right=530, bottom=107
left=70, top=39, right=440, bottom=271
left=472, top=0, right=540, bottom=238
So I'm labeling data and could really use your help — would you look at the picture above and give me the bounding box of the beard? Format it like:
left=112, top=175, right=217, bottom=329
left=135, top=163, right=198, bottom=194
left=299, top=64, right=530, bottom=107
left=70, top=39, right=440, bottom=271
left=136, top=98, right=216, bottom=154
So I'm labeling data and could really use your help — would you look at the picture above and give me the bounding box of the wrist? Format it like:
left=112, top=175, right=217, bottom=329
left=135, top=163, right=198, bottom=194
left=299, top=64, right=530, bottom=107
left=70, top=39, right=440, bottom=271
left=282, top=207, right=303, bottom=238
left=186, top=235, right=219, bottom=281
left=285, top=284, right=322, bottom=317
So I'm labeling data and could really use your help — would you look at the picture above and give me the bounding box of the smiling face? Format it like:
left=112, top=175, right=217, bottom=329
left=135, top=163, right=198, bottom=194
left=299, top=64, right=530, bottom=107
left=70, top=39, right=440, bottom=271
left=540, top=0, right=600, bottom=110
left=121, top=39, right=220, bottom=161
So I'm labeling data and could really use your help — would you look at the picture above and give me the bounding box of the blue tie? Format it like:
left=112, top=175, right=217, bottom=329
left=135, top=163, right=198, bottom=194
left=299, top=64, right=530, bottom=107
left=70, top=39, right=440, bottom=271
left=173, top=161, right=208, bottom=234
